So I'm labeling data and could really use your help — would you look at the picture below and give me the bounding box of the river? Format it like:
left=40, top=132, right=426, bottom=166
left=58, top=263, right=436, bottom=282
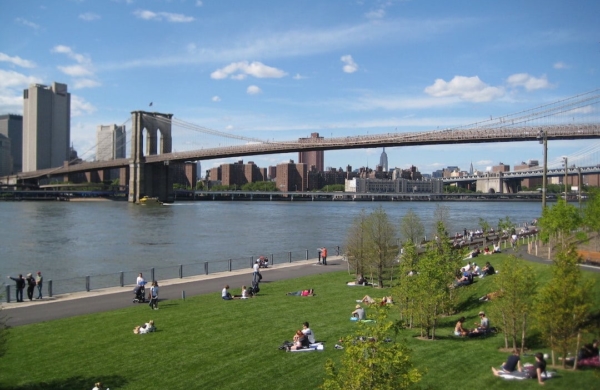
left=0, top=200, right=544, bottom=283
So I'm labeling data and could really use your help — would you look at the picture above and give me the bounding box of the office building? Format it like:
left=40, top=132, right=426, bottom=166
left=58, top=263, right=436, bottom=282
left=22, top=82, right=70, bottom=172
left=298, top=132, right=324, bottom=172
left=379, top=147, right=388, bottom=172
left=0, top=114, right=23, bottom=173
left=0, top=134, right=12, bottom=176
left=276, top=160, right=307, bottom=191
left=96, top=124, right=126, bottom=161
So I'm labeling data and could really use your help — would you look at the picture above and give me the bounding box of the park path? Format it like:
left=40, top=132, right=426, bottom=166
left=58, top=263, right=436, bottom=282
left=1, top=256, right=347, bottom=327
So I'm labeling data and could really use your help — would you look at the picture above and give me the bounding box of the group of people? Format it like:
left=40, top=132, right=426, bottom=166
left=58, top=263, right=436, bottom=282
left=133, top=320, right=156, bottom=334
left=491, top=349, right=547, bottom=385
left=454, top=261, right=496, bottom=287
left=454, top=311, right=490, bottom=337
left=284, top=322, right=316, bottom=351
left=7, top=271, right=43, bottom=302
left=222, top=284, right=256, bottom=300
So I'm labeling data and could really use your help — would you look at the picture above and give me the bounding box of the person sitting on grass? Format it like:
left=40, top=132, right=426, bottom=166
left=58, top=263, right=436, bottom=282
left=491, top=349, right=522, bottom=375
left=301, top=321, right=316, bottom=344
left=480, top=262, right=496, bottom=278
left=222, top=285, right=233, bottom=300
left=92, top=382, right=107, bottom=390
left=233, top=285, right=252, bottom=299
left=454, top=317, right=469, bottom=336
left=352, top=304, right=366, bottom=320
left=287, top=330, right=309, bottom=351
left=483, top=246, right=491, bottom=255
left=471, top=262, right=481, bottom=277
left=493, top=242, right=501, bottom=253
left=471, top=311, right=490, bottom=335
left=286, top=289, right=315, bottom=296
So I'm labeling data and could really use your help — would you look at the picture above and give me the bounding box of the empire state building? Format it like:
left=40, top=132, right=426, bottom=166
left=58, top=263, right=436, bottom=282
left=379, top=147, right=388, bottom=171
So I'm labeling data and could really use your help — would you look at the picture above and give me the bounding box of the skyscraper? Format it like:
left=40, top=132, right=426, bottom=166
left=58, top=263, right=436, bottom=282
left=298, top=132, right=324, bottom=172
left=379, top=147, right=388, bottom=172
left=22, top=82, right=70, bottom=172
left=0, top=114, right=23, bottom=173
left=96, top=124, right=126, bottom=161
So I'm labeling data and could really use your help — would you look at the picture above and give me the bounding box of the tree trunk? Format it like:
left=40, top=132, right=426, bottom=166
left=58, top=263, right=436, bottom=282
left=501, top=311, right=509, bottom=349
left=520, top=314, right=527, bottom=355
left=573, top=332, right=581, bottom=371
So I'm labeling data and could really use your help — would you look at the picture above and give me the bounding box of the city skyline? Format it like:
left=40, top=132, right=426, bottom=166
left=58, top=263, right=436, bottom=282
left=1, top=1, right=599, bottom=174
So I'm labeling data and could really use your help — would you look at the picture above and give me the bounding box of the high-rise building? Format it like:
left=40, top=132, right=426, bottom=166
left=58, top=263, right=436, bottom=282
left=96, top=124, right=126, bottom=161
left=298, top=132, right=324, bottom=172
left=379, top=147, right=388, bottom=172
left=0, top=114, right=23, bottom=173
left=0, top=134, right=12, bottom=176
left=276, top=160, right=307, bottom=191
left=22, top=82, right=70, bottom=172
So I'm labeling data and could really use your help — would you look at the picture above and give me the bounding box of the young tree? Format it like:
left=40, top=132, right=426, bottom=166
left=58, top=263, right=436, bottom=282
left=345, top=211, right=369, bottom=277
left=321, top=305, right=421, bottom=390
left=488, top=255, right=537, bottom=352
left=533, top=244, right=592, bottom=367
left=399, top=209, right=425, bottom=245
left=432, top=204, right=450, bottom=238
left=363, top=207, right=398, bottom=288
left=538, top=198, right=582, bottom=251
left=395, top=240, right=420, bottom=328
left=582, top=188, right=600, bottom=250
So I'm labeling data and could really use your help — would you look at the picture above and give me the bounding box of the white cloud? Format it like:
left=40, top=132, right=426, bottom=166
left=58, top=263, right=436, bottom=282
left=341, top=55, right=358, bottom=73
left=211, top=61, right=287, bottom=80
left=247, top=85, right=262, bottom=95
left=73, top=79, right=101, bottom=89
left=225, top=125, right=234, bottom=130
left=58, top=64, right=94, bottom=77
left=51, top=45, right=90, bottom=64
left=506, top=73, right=552, bottom=91
left=133, top=9, right=195, bottom=23
left=0, top=69, right=43, bottom=113
left=196, top=0, right=203, bottom=6
left=212, top=95, right=221, bottom=102
left=476, top=160, right=493, bottom=165
left=71, top=95, right=96, bottom=117
left=0, top=53, right=36, bottom=68
left=424, top=75, right=505, bottom=102
left=553, top=61, right=569, bottom=70
left=15, top=17, right=40, bottom=30
left=293, top=73, right=306, bottom=80
left=79, top=13, right=100, bottom=21
left=186, top=43, right=197, bottom=54
left=365, top=9, right=385, bottom=20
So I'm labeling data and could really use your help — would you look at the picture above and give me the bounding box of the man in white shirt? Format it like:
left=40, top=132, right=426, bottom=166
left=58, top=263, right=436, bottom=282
left=253, top=260, right=262, bottom=283
left=136, top=273, right=146, bottom=286
left=301, top=322, right=315, bottom=344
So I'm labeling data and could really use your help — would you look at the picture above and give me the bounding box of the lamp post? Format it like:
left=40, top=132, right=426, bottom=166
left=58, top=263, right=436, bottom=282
left=538, top=130, right=547, bottom=209
left=562, top=156, right=568, bottom=199
left=578, top=167, right=582, bottom=210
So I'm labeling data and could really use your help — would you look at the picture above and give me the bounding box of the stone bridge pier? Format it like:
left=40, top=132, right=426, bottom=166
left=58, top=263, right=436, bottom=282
left=128, top=111, right=174, bottom=203
left=475, top=173, right=518, bottom=194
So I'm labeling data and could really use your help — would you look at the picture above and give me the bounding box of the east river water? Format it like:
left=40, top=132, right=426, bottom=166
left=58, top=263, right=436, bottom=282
left=0, top=200, right=545, bottom=285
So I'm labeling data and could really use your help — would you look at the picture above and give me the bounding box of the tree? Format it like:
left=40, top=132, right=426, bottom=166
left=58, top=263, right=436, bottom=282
left=395, top=240, right=420, bottom=329
left=0, top=280, right=7, bottom=358
left=345, top=211, right=369, bottom=277
left=538, top=198, right=582, bottom=251
left=533, top=244, right=592, bottom=368
left=432, top=204, right=450, bottom=238
left=489, top=255, right=537, bottom=352
left=321, top=305, right=421, bottom=390
left=582, top=188, right=600, bottom=250
left=195, top=181, right=205, bottom=190
left=363, top=207, right=398, bottom=288
left=399, top=209, right=425, bottom=246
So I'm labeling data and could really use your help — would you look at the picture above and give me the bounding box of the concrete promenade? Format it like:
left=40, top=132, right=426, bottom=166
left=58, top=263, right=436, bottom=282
left=1, top=256, right=347, bottom=327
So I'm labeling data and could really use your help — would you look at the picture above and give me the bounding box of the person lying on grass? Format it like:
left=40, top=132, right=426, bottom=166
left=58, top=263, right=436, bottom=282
left=286, top=289, right=315, bottom=296
left=358, top=295, right=393, bottom=305
left=133, top=320, right=156, bottom=334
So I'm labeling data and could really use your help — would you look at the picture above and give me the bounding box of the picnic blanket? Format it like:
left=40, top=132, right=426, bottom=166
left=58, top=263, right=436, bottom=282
left=578, top=355, right=600, bottom=368
left=347, top=282, right=372, bottom=286
left=498, top=369, right=555, bottom=381
left=289, top=343, right=324, bottom=352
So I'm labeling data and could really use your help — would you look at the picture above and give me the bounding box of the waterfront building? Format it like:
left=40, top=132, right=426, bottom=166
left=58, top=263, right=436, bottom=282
left=345, top=177, right=443, bottom=194
left=0, top=114, right=23, bottom=173
left=172, top=162, right=197, bottom=188
left=298, top=132, right=324, bottom=172
left=96, top=124, right=126, bottom=161
left=22, top=82, right=70, bottom=172
left=515, top=160, right=541, bottom=189
left=492, top=162, right=510, bottom=173
left=276, top=160, right=307, bottom=191
left=379, top=147, right=388, bottom=172
left=0, top=134, right=12, bottom=176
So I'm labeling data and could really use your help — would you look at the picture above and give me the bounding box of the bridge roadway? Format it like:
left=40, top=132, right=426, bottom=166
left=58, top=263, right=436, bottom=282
left=1, top=256, right=346, bottom=327
left=11, top=123, right=600, bottom=181
left=443, top=165, right=600, bottom=183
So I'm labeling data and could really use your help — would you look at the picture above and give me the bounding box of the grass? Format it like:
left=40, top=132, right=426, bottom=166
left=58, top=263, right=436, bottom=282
left=1, top=254, right=599, bottom=390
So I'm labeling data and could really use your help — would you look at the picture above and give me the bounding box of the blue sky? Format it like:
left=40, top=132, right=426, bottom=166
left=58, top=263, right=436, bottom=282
left=1, top=0, right=599, bottom=175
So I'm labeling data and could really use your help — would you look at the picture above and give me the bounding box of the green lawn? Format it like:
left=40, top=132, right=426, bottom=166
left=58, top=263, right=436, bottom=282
left=1, top=255, right=599, bottom=390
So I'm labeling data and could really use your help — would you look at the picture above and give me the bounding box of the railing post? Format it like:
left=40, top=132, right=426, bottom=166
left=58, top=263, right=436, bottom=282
left=250, top=256, right=254, bottom=267
left=336, top=246, right=340, bottom=256
left=5, top=285, right=10, bottom=303
left=48, top=280, right=53, bottom=297
left=305, top=249, right=309, bottom=260
left=229, top=259, right=232, bottom=272
left=204, top=262, right=208, bottom=275
left=270, top=254, right=274, bottom=266
left=120, top=272, right=124, bottom=287
left=179, top=265, right=183, bottom=279
left=289, top=251, right=292, bottom=263
left=86, top=276, right=90, bottom=292
left=151, top=268, right=155, bottom=282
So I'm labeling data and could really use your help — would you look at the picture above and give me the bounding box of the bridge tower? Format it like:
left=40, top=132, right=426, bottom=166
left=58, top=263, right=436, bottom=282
left=129, top=111, right=174, bottom=203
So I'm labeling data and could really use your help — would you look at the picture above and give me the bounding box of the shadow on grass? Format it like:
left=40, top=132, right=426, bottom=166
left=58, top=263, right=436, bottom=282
left=454, top=293, right=484, bottom=313
left=2, top=374, right=127, bottom=390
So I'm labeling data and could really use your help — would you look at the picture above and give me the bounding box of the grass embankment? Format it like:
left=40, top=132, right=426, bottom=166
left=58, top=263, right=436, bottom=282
left=1, top=255, right=599, bottom=390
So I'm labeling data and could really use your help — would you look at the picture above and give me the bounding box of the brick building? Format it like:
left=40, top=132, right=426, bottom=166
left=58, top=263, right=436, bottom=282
left=298, top=133, right=324, bottom=172
left=276, top=160, right=307, bottom=191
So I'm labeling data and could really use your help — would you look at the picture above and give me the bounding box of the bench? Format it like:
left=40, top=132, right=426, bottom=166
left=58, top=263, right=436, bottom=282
left=577, top=250, right=600, bottom=266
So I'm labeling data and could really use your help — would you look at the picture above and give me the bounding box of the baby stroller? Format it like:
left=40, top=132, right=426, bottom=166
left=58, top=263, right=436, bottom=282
left=133, top=285, right=146, bottom=303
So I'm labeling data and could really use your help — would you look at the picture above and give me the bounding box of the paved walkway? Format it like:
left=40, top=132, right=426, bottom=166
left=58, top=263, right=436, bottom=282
left=1, top=256, right=347, bottom=327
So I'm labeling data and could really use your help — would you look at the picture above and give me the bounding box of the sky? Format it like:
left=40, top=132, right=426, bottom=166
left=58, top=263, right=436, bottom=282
left=1, top=0, right=599, bottom=175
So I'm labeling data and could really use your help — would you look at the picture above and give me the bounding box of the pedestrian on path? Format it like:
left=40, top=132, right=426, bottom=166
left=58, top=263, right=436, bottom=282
left=25, top=273, right=36, bottom=301
left=35, top=271, right=43, bottom=299
left=321, top=247, right=328, bottom=266
left=149, top=281, right=159, bottom=310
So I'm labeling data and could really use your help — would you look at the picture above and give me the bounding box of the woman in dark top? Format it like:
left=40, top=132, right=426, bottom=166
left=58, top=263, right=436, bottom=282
left=532, top=352, right=547, bottom=385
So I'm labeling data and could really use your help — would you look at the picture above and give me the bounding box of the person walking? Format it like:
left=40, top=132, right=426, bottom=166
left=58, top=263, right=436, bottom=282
left=7, top=274, right=26, bottom=302
left=321, top=247, right=328, bottom=265
left=148, top=281, right=159, bottom=310
left=25, top=273, right=36, bottom=301
left=35, top=271, right=43, bottom=299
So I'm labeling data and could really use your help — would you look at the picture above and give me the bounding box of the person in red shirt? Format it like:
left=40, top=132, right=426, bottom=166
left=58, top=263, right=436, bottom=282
left=321, top=247, right=328, bottom=265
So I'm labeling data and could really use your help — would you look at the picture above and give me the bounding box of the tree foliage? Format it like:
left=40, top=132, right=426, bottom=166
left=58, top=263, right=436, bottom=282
left=533, top=244, right=592, bottom=367
left=538, top=198, right=582, bottom=250
left=363, top=207, right=398, bottom=288
left=489, top=255, right=537, bottom=352
left=432, top=204, right=450, bottom=239
left=321, top=306, right=421, bottom=390
left=399, top=209, right=425, bottom=245
left=345, top=211, right=369, bottom=276
left=582, top=188, right=600, bottom=250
